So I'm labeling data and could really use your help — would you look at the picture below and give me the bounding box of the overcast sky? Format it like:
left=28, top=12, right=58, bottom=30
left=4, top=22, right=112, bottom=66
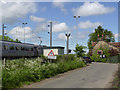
left=0, top=1, right=119, bottom=54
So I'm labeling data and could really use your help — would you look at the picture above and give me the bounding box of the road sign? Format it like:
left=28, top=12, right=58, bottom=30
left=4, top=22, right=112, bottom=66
left=48, top=50, right=54, bottom=56
left=48, top=56, right=57, bottom=59
left=97, top=50, right=103, bottom=55
left=48, top=50, right=57, bottom=59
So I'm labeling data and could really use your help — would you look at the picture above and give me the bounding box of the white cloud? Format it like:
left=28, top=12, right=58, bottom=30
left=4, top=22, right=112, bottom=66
left=72, top=2, right=115, bottom=16
left=1, top=2, right=37, bottom=24
left=53, top=0, right=67, bottom=14
left=53, top=22, right=69, bottom=32
left=114, top=33, right=120, bottom=38
left=77, top=31, right=91, bottom=39
left=9, top=26, right=37, bottom=42
left=30, top=16, right=46, bottom=23
left=58, top=32, right=72, bottom=41
left=35, top=21, right=69, bottom=33
left=36, top=22, right=48, bottom=32
left=58, top=33, right=67, bottom=40
left=40, top=7, right=47, bottom=12
left=78, top=21, right=102, bottom=29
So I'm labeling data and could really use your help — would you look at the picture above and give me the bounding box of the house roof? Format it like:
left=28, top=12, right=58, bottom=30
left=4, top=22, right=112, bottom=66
left=109, top=42, right=120, bottom=49
left=92, top=41, right=120, bottom=49
left=92, top=42, right=97, bottom=47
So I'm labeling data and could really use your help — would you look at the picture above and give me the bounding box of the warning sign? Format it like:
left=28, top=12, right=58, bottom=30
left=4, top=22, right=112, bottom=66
left=48, top=50, right=57, bottom=59
left=48, top=50, right=54, bottom=56
left=97, top=50, right=103, bottom=55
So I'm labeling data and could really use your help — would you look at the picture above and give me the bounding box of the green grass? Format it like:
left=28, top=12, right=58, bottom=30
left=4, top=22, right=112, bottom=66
left=2, top=55, right=86, bottom=89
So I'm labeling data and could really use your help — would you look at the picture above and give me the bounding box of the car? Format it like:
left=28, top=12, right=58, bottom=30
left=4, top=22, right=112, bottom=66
left=83, top=56, right=92, bottom=64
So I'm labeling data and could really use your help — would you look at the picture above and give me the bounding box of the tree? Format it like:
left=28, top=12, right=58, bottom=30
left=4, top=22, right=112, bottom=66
left=74, top=44, right=87, bottom=57
left=0, top=35, right=21, bottom=43
left=87, top=25, right=115, bottom=51
left=14, top=39, right=21, bottom=43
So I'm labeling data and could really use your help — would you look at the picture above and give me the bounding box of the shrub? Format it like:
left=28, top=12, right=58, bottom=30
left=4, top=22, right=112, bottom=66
left=90, top=47, right=110, bottom=62
left=2, top=55, right=85, bottom=89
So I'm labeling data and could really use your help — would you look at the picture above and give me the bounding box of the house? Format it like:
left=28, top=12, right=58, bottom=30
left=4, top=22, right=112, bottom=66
left=91, top=41, right=120, bottom=55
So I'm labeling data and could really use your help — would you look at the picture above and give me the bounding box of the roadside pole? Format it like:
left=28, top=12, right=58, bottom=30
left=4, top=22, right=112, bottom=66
left=65, top=33, right=70, bottom=54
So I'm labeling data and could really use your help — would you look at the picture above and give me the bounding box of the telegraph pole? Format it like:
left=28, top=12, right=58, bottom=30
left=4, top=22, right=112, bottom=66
left=48, top=22, right=52, bottom=47
left=38, top=37, right=42, bottom=45
left=65, top=33, right=70, bottom=54
left=50, top=22, right=52, bottom=47
left=2, top=24, right=6, bottom=41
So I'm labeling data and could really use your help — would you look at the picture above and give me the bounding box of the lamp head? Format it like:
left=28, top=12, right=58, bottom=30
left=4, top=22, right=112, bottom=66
left=74, top=16, right=76, bottom=18
left=65, top=34, right=67, bottom=36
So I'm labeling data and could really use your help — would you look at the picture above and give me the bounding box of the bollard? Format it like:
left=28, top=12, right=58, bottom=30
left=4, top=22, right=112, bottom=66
left=3, top=58, right=6, bottom=66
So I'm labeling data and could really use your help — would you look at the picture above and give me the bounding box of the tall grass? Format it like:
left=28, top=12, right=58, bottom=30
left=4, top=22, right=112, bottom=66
left=2, top=55, right=85, bottom=89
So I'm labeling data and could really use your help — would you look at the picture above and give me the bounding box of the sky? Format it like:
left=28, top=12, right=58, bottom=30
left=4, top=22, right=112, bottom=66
left=0, top=1, right=119, bottom=54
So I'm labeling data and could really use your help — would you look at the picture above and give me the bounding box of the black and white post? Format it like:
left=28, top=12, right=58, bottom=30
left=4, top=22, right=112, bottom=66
left=65, top=33, right=71, bottom=54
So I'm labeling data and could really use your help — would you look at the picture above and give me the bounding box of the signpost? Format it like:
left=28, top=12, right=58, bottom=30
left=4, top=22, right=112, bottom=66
left=97, top=50, right=103, bottom=55
left=48, top=50, right=57, bottom=59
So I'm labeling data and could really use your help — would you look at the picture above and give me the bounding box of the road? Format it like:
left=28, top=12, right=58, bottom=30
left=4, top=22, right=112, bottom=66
left=23, top=62, right=118, bottom=88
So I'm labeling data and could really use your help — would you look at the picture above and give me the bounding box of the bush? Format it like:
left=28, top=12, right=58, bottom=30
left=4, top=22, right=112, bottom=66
left=2, top=55, right=85, bottom=89
left=90, top=47, right=110, bottom=62
left=56, top=54, right=76, bottom=63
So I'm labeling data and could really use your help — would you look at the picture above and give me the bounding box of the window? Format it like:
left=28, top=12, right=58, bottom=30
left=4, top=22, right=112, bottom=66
left=15, top=47, right=19, bottom=50
left=31, top=48, right=33, bottom=51
left=4, top=45, right=8, bottom=50
left=26, top=48, right=29, bottom=51
left=21, top=47, right=25, bottom=50
left=10, top=46, right=14, bottom=50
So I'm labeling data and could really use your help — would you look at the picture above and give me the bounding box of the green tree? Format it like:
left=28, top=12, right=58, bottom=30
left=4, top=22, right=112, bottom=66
left=14, top=38, right=21, bottom=43
left=74, top=44, right=87, bottom=57
left=90, top=47, right=110, bottom=62
left=0, top=35, right=21, bottom=43
left=87, top=25, right=115, bottom=51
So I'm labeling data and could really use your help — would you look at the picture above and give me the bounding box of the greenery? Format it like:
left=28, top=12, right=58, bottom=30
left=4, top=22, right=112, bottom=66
left=106, top=55, right=120, bottom=63
left=74, top=44, right=87, bottom=57
left=87, top=25, right=115, bottom=51
left=0, top=35, right=21, bottom=43
left=90, top=47, right=110, bottom=62
left=2, top=55, right=86, bottom=89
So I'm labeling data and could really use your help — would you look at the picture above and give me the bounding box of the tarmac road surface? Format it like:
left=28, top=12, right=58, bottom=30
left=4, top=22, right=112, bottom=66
left=23, top=62, right=118, bottom=88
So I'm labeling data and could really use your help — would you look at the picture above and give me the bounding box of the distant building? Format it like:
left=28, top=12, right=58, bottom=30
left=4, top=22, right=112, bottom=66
left=91, top=41, right=120, bottom=55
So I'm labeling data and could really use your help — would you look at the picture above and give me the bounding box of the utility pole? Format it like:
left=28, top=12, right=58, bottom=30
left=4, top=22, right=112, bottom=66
left=2, top=24, right=6, bottom=41
left=74, top=16, right=80, bottom=45
left=2, top=24, right=4, bottom=41
left=2, top=24, right=5, bottom=40
left=50, top=22, right=52, bottom=47
left=65, top=33, right=70, bottom=54
left=22, top=22, right=27, bottom=43
left=38, top=37, right=42, bottom=45
left=48, top=22, right=52, bottom=47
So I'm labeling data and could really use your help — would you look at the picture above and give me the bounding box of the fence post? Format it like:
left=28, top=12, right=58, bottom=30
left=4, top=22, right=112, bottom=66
left=4, top=58, right=6, bottom=66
